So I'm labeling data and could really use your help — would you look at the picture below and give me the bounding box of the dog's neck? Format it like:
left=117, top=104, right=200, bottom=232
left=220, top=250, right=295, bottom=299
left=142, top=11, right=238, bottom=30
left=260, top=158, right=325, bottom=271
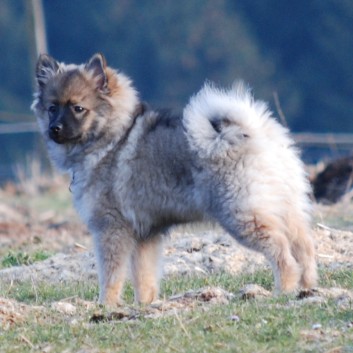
left=61, top=101, right=148, bottom=193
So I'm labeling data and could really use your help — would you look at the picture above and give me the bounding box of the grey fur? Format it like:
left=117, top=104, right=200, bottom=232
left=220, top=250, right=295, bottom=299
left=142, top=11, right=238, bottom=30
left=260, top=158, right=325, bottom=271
left=32, top=54, right=317, bottom=305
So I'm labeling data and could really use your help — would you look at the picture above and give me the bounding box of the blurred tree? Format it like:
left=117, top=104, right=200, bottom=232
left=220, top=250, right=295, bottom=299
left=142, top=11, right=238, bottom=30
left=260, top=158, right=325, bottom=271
left=234, top=0, right=353, bottom=132
left=0, top=0, right=32, bottom=114
left=43, top=0, right=274, bottom=110
left=0, top=0, right=353, bottom=133
left=136, top=0, right=275, bottom=108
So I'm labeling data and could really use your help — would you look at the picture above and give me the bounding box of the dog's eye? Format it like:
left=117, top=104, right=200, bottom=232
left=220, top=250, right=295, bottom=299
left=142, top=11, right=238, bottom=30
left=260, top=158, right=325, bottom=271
left=48, top=105, right=57, bottom=113
left=74, top=106, right=85, bottom=113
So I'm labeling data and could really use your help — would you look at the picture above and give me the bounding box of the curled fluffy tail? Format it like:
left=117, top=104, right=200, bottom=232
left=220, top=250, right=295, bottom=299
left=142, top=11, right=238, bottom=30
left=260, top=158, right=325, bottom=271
left=183, top=81, right=289, bottom=158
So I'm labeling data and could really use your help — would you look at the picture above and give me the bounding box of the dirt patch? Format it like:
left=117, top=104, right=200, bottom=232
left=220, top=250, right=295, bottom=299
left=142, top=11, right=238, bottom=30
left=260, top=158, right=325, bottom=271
left=0, top=297, right=44, bottom=329
left=0, top=223, right=352, bottom=287
left=2, top=284, right=352, bottom=327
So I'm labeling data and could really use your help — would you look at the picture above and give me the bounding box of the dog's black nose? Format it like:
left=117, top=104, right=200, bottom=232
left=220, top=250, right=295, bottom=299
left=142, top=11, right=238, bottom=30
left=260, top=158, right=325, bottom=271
left=50, top=123, right=63, bottom=136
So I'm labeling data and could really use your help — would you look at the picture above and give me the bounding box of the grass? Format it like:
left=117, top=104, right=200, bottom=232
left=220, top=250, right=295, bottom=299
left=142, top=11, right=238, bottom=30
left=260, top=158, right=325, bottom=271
left=1, top=250, right=52, bottom=269
left=0, top=168, right=74, bottom=221
left=3, top=186, right=73, bottom=216
left=0, top=270, right=352, bottom=353
left=314, top=201, right=353, bottom=231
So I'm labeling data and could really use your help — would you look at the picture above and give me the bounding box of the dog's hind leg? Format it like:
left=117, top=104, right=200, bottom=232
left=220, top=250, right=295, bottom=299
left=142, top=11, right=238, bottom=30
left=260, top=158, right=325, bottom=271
left=130, top=235, right=163, bottom=304
left=218, top=211, right=301, bottom=293
left=287, top=224, right=318, bottom=289
left=259, top=230, right=302, bottom=293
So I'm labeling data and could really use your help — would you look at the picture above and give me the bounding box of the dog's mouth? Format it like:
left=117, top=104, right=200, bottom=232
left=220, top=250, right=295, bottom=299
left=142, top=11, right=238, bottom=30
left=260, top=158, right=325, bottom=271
left=49, top=130, right=82, bottom=144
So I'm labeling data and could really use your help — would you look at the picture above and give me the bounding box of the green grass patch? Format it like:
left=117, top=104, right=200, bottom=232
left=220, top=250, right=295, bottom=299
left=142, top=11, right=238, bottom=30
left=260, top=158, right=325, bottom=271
left=319, top=267, right=353, bottom=288
left=1, top=268, right=352, bottom=305
left=5, top=302, right=351, bottom=353
left=1, top=250, right=52, bottom=269
left=2, top=281, right=98, bottom=304
left=0, top=270, right=352, bottom=353
left=162, top=269, right=274, bottom=297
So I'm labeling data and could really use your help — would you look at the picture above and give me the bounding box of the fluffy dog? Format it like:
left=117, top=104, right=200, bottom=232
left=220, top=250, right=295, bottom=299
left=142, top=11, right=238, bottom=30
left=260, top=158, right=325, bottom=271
left=32, top=53, right=317, bottom=305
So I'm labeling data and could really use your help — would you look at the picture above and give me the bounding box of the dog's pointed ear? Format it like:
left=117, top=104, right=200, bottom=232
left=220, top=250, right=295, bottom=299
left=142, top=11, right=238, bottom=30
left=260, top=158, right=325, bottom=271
left=85, top=53, right=108, bottom=91
left=36, top=54, right=60, bottom=88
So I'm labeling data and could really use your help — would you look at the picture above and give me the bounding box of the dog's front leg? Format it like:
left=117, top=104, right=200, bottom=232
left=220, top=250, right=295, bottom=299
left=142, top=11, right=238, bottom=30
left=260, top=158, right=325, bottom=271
left=130, top=235, right=163, bottom=304
left=93, top=225, right=135, bottom=306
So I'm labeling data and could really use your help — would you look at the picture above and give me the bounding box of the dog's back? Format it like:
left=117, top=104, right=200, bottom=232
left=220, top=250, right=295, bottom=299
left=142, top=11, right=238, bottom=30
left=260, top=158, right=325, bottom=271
left=109, top=109, right=203, bottom=237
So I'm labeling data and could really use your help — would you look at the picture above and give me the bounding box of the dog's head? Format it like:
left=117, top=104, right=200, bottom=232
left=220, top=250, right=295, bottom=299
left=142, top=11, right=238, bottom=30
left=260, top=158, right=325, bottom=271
left=32, top=53, right=138, bottom=145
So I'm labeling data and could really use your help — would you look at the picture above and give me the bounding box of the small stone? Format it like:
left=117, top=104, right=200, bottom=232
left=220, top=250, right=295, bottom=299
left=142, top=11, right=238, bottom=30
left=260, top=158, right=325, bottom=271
left=230, top=315, right=240, bottom=322
left=51, top=302, right=76, bottom=315
left=238, top=284, right=271, bottom=300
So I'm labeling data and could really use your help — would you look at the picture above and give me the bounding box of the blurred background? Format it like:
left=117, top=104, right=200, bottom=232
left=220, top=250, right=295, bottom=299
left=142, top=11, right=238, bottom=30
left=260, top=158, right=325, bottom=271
left=1, top=0, right=353, bottom=183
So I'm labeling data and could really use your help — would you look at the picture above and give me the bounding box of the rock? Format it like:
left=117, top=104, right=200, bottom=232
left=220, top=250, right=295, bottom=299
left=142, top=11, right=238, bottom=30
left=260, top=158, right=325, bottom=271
left=51, top=302, right=77, bottom=315
left=238, top=284, right=271, bottom=300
